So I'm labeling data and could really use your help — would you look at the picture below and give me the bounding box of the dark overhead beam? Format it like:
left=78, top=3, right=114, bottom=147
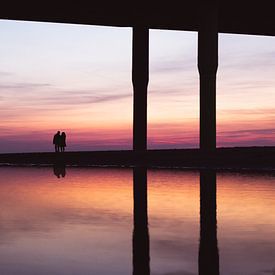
left=1, top=1, right=275, bottom=36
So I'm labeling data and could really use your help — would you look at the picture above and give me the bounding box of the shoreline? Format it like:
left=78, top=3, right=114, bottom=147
left=0, top=146, right=275, bottom=171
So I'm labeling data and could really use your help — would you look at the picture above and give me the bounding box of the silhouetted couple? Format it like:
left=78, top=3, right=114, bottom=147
left=53, top=131, right=66, bottom=152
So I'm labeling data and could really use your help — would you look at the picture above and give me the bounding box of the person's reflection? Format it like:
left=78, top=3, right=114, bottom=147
left=199, top=170, right=219, bottom=275
left=53, top=162, right=66, bottom=178
left=133, top=166, right=150, bottom=275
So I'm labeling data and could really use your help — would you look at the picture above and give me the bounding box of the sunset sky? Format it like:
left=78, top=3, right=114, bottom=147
left=1, top=19, right=275, bottom=152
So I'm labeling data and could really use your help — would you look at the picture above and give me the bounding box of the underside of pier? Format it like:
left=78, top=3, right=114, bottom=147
left=1, top=1, right=275, bottom=36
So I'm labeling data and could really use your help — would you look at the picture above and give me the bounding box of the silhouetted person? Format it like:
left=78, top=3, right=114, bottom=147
left=53, top=131, right=61, bottom=152
left=60, top=132, right=66, bottom=152
left=133, top=167, right=150, bottom=275
left=199, top=170, right=219, bottom=275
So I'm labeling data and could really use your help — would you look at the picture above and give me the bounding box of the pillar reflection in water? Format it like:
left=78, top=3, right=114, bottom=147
left=133, top=166, right=150, bottom=275
left=199, top=170, right=219, bottom=275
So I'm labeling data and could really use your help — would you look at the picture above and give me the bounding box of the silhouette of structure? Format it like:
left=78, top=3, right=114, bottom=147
left=1, top=0, right=272, bottom=152
left=199, top=170, right=219, bottom=275
left=133, top=28, right=149, bottom=151
left=133, top=167, right=150, bottom=275
left=198, top=1, right=218, bottom=151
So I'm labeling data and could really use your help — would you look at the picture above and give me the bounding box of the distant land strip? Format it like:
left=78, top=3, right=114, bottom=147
left=0, top=147, right=275, bottom=170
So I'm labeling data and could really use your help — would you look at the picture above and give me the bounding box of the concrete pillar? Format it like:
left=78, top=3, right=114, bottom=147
left=133, top=167, right=150, bottom=275
left=199, top=170, right=219, bottom=275
left=198, top=0, right=218, bottom=151
left=132, top=27, right=149, bottom=151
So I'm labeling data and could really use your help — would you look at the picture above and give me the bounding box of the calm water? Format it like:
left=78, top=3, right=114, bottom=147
left=0, top=167, right=274, bottom=275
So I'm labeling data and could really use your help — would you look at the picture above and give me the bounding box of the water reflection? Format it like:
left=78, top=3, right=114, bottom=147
left=0, top=167, right=275, bottom=274
left=133, top=166, right=150, bottom=275
left=132, top=168, right=219, bottom=275
left=53, top=162, right=66, bottom=178
left=199, top=170, right=219, bottom=275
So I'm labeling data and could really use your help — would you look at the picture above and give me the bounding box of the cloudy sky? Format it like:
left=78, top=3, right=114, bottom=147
left=0, top=20, right=275, bottom=152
